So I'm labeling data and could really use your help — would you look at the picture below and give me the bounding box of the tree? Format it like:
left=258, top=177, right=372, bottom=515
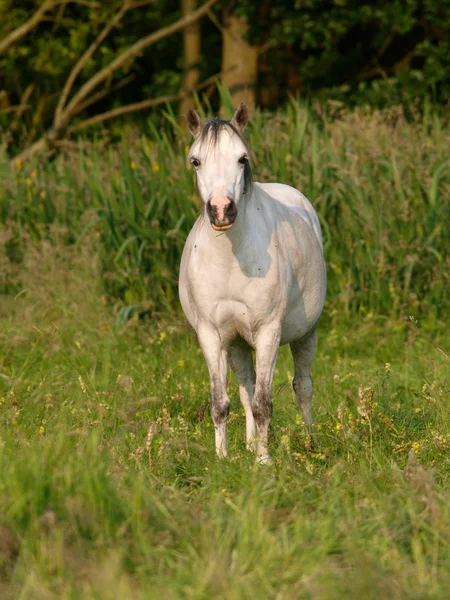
left=246, top=0, right=450, bottom=106
left=0, top=0, right=217, bottom=163
left=220, top=9, right=258, bottom=112
left=0, top=0, right=449, bottom=164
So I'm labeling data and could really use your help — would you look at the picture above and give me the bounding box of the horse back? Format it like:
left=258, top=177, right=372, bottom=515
left=255, top=182, right=323, bottom=251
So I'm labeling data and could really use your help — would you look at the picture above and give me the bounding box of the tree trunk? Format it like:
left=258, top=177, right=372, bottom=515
left=287, top=47, right=302, bottom=98
left=180, top=0, right=201, bottom=122
left=221, top=14, right=258, bottom=113
left=258, top=55, right=279, bottom=108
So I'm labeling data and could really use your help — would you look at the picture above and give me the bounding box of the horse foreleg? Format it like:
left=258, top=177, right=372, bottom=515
left=253, top=327, right=280, bottom=464
left=228, top=344, right=256, bottom=451
left=197, top=324, right=230, bottom=458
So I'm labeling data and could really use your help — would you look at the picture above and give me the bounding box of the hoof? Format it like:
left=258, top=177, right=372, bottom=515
left=246, top=439, right=257, bottom=453
left=310, top=433, right=321, bottom=451
left=304, top=431, right=321, bottom=452
left=257, top=454, right=272, bottom=465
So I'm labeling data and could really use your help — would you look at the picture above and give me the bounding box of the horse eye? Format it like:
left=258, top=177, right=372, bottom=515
left=191, top=158, right=201, bottom=168
left=238, top=155, right=248, bottom=165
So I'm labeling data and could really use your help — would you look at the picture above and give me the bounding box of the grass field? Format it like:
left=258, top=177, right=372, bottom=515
left=0, top=218, right=449, bottom=599
left=0, top=101, right=449, bottom=598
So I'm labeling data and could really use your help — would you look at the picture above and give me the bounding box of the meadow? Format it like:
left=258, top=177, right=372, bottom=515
left=0, top=100, right=449, bottom=598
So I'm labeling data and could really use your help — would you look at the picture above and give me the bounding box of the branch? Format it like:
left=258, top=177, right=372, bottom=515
left=206, top=8, right=227, bottom=36
left=20, top=71, right=220, bottom=160
left=62, top=0, right=218, bottom=125
left=9, top=84, right=35, bottom=132
left=60, top=0, right=100, bottom=5
left=0, top=104, right=31, bottom=115
left=68, top=69, right=231, bottom=131
left=11, top=70, right=224, bottom=165
left=11, top=137, right=47, bottom=166
left=392, top=47, right=417, bottom=73
left=377, top=33, right=394, bottom=58
left=0, top=0, right=100, bottom=55
left=68, top=93, right=182, bottom=131
left=11, top=93, right=184, bottom=165
left=71, top=74, right=136, bottom=116
left=129, top=0, right=158, bottom=7
left=54, top=0, right=131, bottom=125
left=52, top=137, right=111, bottom=151
left=10, top=2, right=219, bottom=165
left=356, top=65, right=388, bottom=82
left=258, top=40, right=275, bottom=56
left=0, top=0, right=55, bottom=55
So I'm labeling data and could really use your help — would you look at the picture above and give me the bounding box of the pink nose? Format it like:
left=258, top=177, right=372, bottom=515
left=210, top=196, right=230, bottom=222
left=206, top=197, right=237, bottom=229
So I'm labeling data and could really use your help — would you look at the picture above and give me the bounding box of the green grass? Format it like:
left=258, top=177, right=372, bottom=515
left=0, top=241, right=449, bottom=598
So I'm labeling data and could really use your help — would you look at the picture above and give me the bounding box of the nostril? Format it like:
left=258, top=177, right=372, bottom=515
left=225, top=201, right=237, bottom=219
left=206, top=200, right=217, bottom=221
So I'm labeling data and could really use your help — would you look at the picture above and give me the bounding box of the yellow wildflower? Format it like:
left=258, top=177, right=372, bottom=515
left=78, top=375, right=87, bottom=394
left=280, top=434, right=290, bottom=452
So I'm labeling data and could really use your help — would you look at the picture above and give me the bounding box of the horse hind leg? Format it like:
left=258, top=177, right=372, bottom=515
left=228, top=344, right=256, bottom=451
left=290, top=331, right=318, bottom=444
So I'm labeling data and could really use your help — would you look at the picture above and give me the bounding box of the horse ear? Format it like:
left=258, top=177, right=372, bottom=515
left=186, top=108, right=203, bottom=138
left=231, top=103, right=248, bottom=132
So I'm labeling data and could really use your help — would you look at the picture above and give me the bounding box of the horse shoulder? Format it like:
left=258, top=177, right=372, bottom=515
left=179, top=218, right=206, bottom=329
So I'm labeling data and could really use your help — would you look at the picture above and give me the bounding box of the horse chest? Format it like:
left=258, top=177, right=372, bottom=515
left=187, top=248, right=285, bottom=342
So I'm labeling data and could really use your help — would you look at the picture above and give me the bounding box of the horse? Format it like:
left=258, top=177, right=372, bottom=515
left=179, top=104, right=326, bottom=464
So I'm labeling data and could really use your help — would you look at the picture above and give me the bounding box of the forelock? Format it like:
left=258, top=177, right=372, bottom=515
left=187, top=117, right=248, bottom=161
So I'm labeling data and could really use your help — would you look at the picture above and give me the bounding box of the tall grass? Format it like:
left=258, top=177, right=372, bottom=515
left=0, top=99, right=449, bottom=320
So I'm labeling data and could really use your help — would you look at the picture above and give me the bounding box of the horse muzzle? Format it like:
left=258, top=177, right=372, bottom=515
left=207, top=198, right=237, bottom=231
